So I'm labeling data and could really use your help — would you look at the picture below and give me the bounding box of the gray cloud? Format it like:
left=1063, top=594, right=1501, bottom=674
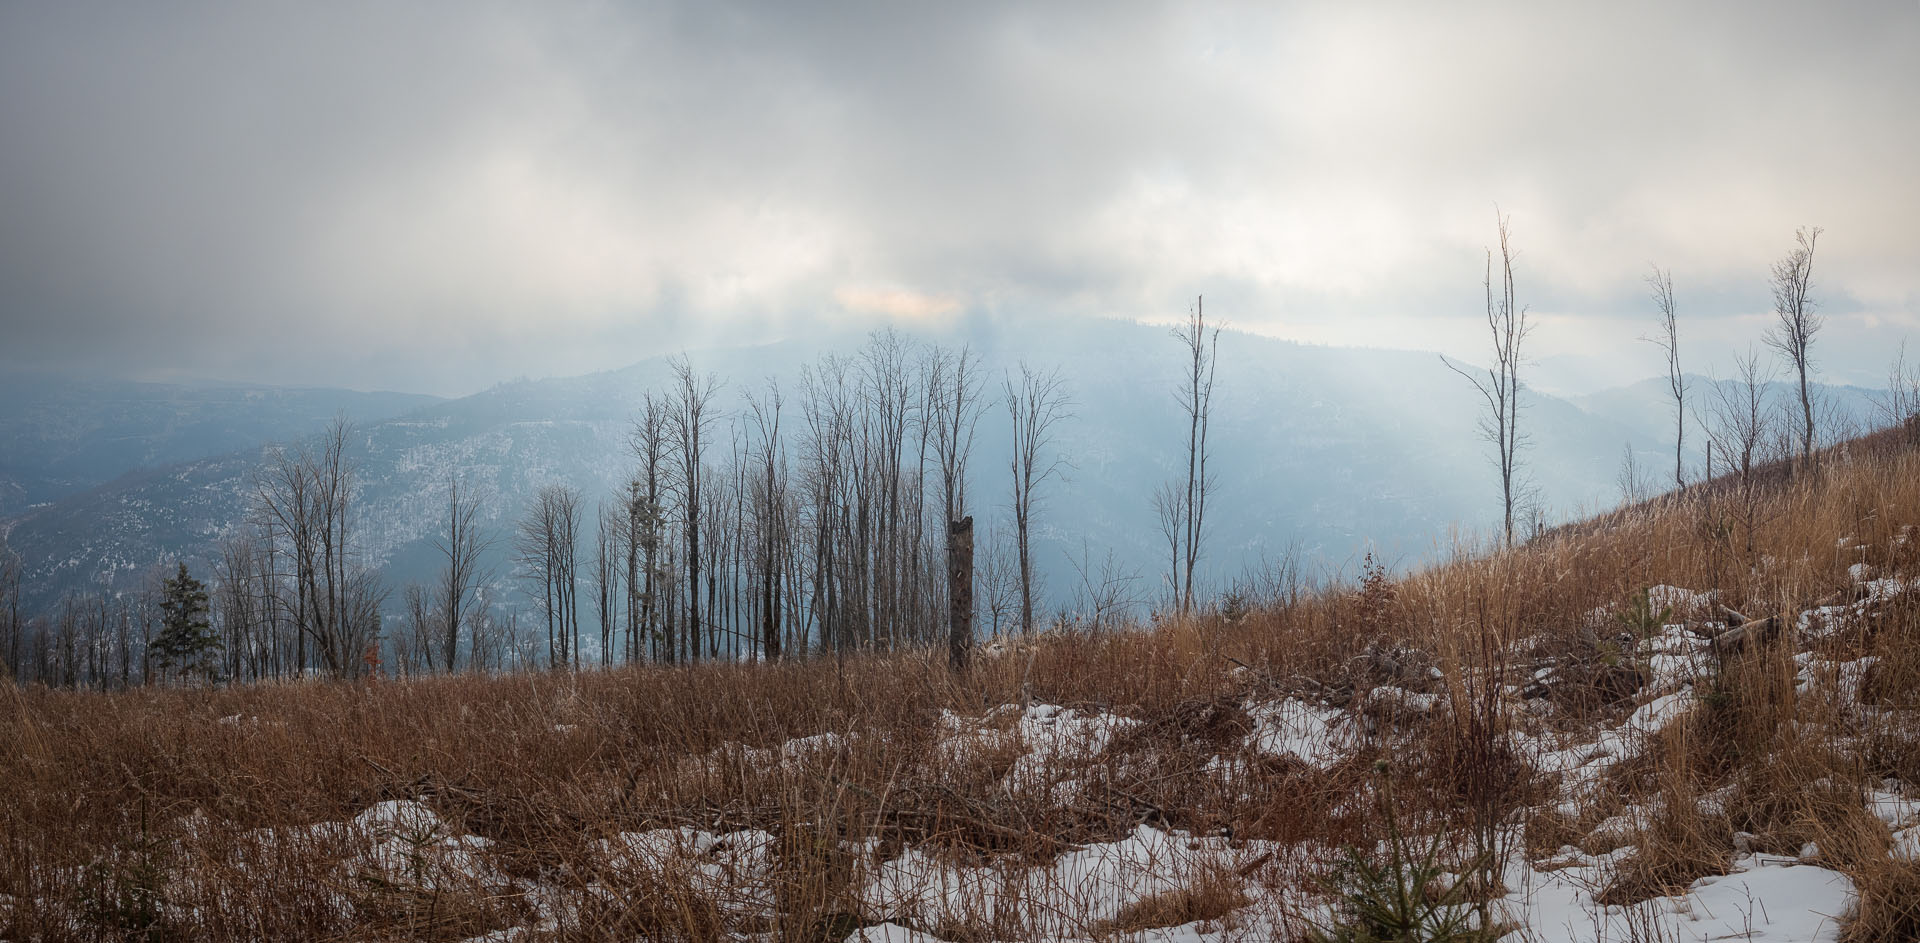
left=2, top=0, right=1915, bottom=394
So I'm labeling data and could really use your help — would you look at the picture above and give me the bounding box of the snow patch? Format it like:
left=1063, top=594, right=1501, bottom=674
left=1246, top=698, right=1353, bottom=766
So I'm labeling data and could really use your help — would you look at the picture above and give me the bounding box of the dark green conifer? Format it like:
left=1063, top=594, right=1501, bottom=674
left=153, top=562, right=218, bottom=681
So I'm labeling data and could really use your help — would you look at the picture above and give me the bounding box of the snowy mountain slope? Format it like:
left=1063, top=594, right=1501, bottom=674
left=0, top=374, right=440, bottom=516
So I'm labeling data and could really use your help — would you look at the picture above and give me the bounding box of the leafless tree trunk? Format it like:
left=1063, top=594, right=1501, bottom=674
left=1066, top=541, right=1145, bottom=633
left=517, top=492, right=557, bottom=668
left=2, top=550, right=20, bottom=683
left=1703, top=348, right=1773, bottom=554
left=668, top=356, right=722, bottom=663
left=314, top=420, right=352, bottom=674
left=620, top=477, right=642, bottom=663
left=112, top=594, right=133, bottom=689
left=800, top=357, right=854, bottom=654
left=929, top=344, right=985, bottom=670
left=252, top=515, right=289, bottom=679
left=136, top=567, right=162, bottom=684
left=467, top=589, right=502, bottom=672
left=1152, top=482, right=1186, bottom=612
left=1645, top=265, right=1687, bottom=490
left=215, top=534, right=261, bottom=681
left=434, top=473, right=491, bottom=673
left=629, top=394, right=668, bottom=662
left=400, top=583, right=435, bottom=676
left=516, top=483, right=581, bottom=670
left=1617, top=442, right=1646, bottom=504
left=929, top=345, right=984, bottom=533
left=55, top=595, right=77, bottom=688
left=860, top=331, right=915, bottom=648
left=558, top=488, right=582, bottom=670
left=253, top=416, right=382, bottom=678
left=310, top=418, right=383, bottom=677
left=255, top=445, right=316, bottom=675
left=1443, top=210, right=1530, bottom=547
left=83, top=592, right=107, bottom=688
left=947, top=516, right=974, bottom=670
left=746, top=379, right=789, bottom=661
left=340, top=566, right=390, bottom=678
left=594, top=500, right=622, bottom=666
left=1005, top=362, right=1072, bottom=635
left=1170, top=297, right=1219, bottom=612
left=1763, top=225, right=1823, bottom=466
left=977, top=522, right=1018, bottom=638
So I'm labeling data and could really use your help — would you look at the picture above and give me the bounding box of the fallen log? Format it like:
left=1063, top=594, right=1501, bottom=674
left=1710, top=615, right=1780, bottom=654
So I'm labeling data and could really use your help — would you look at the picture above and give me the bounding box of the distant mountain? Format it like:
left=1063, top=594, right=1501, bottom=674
left=4, top=319, right=1674, bottom=619
left=0, top=376, right=441, bottom=516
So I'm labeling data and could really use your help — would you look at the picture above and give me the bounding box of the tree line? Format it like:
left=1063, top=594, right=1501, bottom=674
left=503, top=332, right=1079, bottom=675
left=0, top=329, right=1108, bottom=686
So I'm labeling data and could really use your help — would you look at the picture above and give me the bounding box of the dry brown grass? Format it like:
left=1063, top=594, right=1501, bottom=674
left=1088, top=866, right=1249, bottom=935
left=1842, top=859, right=1920, bottom=943
left=5, top=432, right=1920, bottom=940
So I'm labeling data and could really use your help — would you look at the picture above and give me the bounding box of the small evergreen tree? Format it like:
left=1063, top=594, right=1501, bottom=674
left=153, top=563, right=218, bottom=682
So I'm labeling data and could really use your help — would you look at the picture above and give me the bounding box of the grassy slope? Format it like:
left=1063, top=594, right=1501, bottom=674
left=5, top=423, right=1920, bottom=941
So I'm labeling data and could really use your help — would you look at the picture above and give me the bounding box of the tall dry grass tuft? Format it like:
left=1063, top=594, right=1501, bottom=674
left=1843, top=860, right=1920, bottom=943
left=1595, top=719, right=1733, bottom=904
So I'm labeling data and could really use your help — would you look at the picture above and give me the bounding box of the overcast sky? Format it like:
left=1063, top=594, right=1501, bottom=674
left=2, top=1, right=1915, bottom=396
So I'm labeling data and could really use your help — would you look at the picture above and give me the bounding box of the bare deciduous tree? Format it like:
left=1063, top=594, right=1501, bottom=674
left=628, top=394, right=669, bottom=662
left=398, top=583, right=436, bottom=676
left=466, top=589, right=506, bottom=672
left=798, top=355, right=854, bottom=654
left=668, top=356, right=723, bottom=662
left=861, top=330, right=916, bottom=649
left=1617, top=442, right=1647, bottom=504
left=1645, top=265, right=1687, bottom=490
left=1168, top=297, right=1219, bottom=613
left=433, top=473, right=492, bottom=673
left=977, top=522, right=1018, bottom=639
left=254, top=445, right=315, bottom=674
left=745, top=379, right=790, bottom=660
left=594, top=501, right=622, bottom=666
left=1763, top=225, right=1823, bottom=465
left=1152, top=481, right=1186, bottom=611
left=253, top=417, right=384, bottom=678
left=1703, top=348, right=1774, bottom=553
left=1064, top=541, right=1144, bottom=634
left=1444, top=210, right=1530, bottom=547
left=516, top=483, right=581, bottom=670
left=3, top=549, right=22, bottom=683
left=1004, top=362, right=1072, bottom=635
left=214, top=533, right=264, bottom=681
